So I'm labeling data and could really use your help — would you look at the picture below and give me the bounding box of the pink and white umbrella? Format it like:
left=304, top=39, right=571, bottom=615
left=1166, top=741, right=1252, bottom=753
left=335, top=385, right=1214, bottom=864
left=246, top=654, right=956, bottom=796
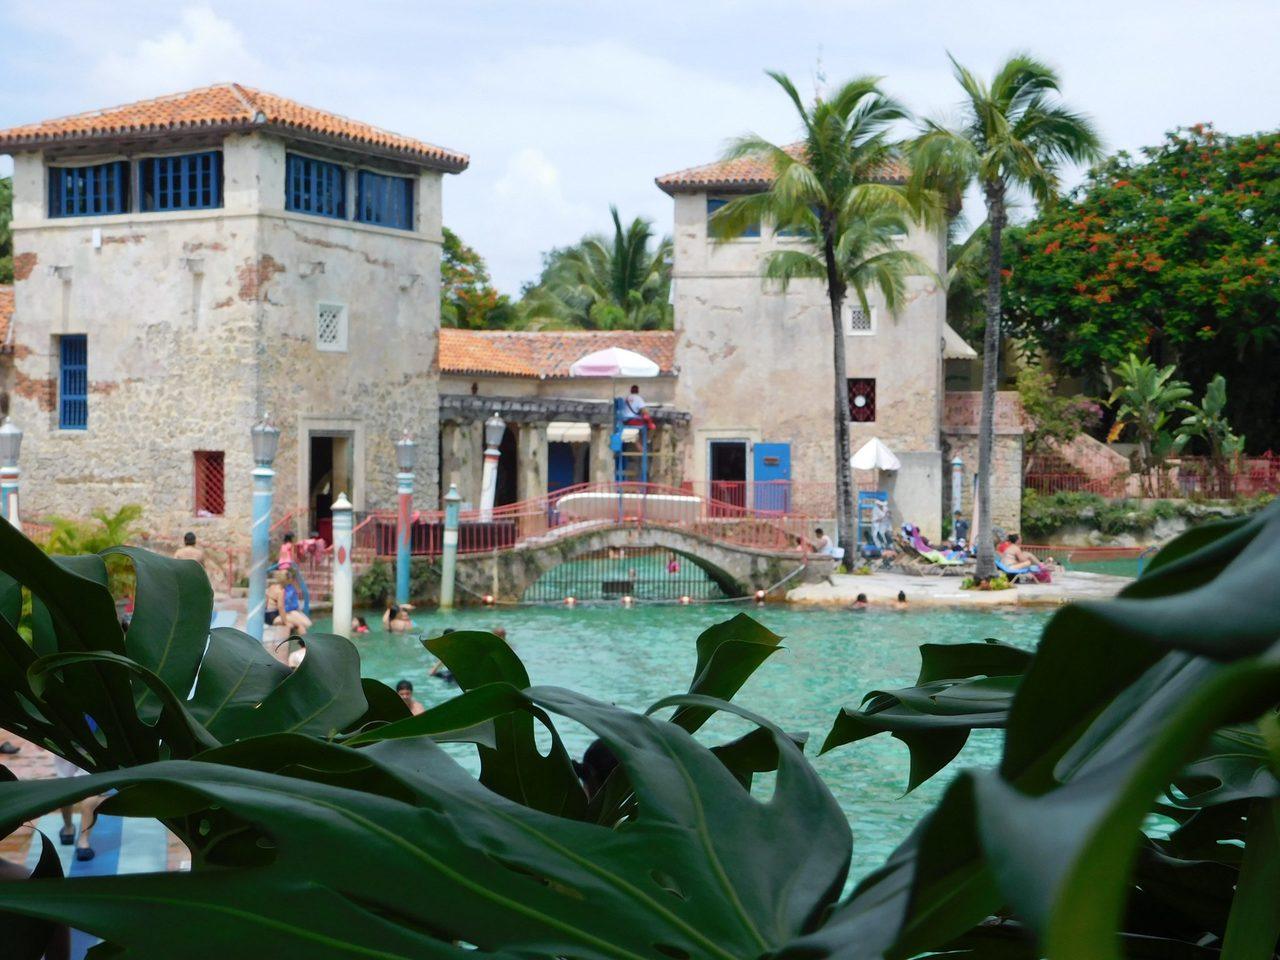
left=568, top=347, right=660, bottom=379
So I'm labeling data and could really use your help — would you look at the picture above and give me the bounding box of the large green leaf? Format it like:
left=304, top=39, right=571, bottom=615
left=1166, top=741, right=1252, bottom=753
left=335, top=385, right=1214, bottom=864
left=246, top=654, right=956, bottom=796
left=425, top=630, right=585, bottom=817
left=0, top=688, right=850, bottom=960
left=668, top=613, right=783, bottom=734
left=1219, top=798, right=1280, bottom=960
left=972, top=646, right=1280, bottom=960
left=105, top=546, right=213, bottom=721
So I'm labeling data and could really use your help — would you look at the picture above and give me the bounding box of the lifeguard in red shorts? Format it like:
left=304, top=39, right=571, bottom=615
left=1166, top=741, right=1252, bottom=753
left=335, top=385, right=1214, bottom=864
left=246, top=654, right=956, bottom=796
left=623, top=384, right=656, bottom=430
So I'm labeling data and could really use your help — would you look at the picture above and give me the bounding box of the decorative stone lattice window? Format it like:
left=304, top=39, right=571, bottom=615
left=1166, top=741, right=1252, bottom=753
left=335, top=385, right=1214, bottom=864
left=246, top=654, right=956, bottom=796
left=316, top=302, right=348, bottom=352
left=847, top=378, right=876, bottom=422
left=844, top=302, right=875, bottom=335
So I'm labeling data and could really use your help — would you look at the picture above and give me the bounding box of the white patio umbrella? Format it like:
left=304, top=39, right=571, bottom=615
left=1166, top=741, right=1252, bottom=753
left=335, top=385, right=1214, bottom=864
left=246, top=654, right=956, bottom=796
left=850, top=437, right=901, bottom=472
left=570, top=346, right=661, bottom=486
left=568, top=346, right=660, bottom=379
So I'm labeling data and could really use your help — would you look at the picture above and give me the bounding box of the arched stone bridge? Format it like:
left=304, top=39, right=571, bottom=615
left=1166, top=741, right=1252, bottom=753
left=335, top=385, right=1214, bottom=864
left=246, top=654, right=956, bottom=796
left=451, top=524, right=834, bottom=604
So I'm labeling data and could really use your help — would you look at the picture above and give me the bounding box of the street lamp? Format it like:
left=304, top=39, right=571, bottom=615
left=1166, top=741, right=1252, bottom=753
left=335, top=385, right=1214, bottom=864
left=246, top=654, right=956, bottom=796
left=394, top=431, right=418, bottom=605
left=0, top=417, right=23, bottom=531
left=479, top=411, right=506, bottom=521
left=247, top=415, right=280, bottom=641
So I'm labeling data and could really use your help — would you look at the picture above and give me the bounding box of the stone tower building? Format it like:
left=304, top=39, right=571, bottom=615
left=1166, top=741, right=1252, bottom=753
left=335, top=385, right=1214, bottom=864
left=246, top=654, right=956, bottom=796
left=0, top=84, right=466, bottom=544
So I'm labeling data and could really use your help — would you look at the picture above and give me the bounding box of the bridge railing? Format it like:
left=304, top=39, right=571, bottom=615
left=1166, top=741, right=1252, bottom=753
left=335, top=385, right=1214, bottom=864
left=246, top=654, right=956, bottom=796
left=353, top=481, right=821, bottom=558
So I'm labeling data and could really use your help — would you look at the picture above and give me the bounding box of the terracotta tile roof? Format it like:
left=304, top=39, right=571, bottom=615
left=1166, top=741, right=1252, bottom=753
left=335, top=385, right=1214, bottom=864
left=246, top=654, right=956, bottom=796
left=656, top=142, right=906, bottom=194
left=0, top=84, right=468, bottom=172
left=0, top=285, right=13, bottom=354
left=439, top=329, right=677, bottom=378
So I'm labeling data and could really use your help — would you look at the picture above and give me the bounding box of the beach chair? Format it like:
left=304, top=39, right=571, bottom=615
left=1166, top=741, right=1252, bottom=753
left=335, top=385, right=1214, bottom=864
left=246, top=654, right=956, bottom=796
left=996, top=557, right=1051, bottom=584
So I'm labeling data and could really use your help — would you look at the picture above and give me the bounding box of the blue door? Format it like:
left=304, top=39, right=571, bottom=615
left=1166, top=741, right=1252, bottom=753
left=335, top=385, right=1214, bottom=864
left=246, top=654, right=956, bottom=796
left=547, top=442, right=577, bottom=493
left=752, top=443, right=791, bottom=512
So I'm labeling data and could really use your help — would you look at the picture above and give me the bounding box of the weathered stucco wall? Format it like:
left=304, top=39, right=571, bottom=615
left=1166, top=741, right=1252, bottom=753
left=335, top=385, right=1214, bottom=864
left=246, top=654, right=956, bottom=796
left=6, top=132, right=445, bottom=544
left=941, top=391, right=1026, bottom=536
left=669, top=190, right=948, bottom=538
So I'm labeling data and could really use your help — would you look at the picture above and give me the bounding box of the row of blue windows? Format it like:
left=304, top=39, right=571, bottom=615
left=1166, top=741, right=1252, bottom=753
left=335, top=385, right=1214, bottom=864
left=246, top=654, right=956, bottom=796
left=50, top=152, right=223, bottom=218
left=285, top=154, right=414, bottom=230
left=48, top=151, right=413, bottom=230
left=706, top=197, right=820, bottom=238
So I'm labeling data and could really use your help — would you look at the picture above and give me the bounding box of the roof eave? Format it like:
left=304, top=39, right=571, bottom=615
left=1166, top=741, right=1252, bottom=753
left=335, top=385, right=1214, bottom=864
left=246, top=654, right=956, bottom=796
left=0, top=121, right=469, bottom=173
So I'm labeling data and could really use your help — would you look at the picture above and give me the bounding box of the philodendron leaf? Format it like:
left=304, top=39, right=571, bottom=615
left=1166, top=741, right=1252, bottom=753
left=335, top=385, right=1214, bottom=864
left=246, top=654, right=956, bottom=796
left=425, top=631, right=585, bottom=818
left=972, top=648, right=1280, bottom=960
left=0, top=689, right=850, bottom=960
left=105, top=546, right=213, bottom=722
left=1218, top=799, right=1280, bottom=960
left=669, top=614, right=783, bottom=733
left=822, top=675, right=1017, bottom=792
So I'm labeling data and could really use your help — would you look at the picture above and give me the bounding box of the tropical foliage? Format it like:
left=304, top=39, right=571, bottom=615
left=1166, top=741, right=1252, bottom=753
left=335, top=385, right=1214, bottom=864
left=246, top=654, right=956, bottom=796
left=0, top=177, right=12, bottom=284
left=1001, top=125, right=1280, bottom=449
left=1108, top=353, right=1194, bottom=494
left=1015, top=365, right=1103, bottom=471
left=441, top=227, right=515, bottom=329
left=711, top=70, right=929, bottom=551
left=909, top=53, right=1101, bottom=579
left=1175, top=373, right=1246, bottom=495
left=3, top=500, right=1280, bottom=958
left=518, top=207, right=672, bottom=330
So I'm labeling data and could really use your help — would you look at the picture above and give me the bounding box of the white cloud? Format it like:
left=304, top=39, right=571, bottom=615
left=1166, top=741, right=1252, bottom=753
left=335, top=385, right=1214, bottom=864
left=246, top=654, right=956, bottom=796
left=88, top=7, right=266, bottom=103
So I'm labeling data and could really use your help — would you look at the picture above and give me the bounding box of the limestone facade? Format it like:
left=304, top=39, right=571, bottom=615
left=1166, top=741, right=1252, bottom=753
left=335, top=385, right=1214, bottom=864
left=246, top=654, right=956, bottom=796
left=1, top=98, right=462, bottom=545
left=659, top=174, right=954, bottom=539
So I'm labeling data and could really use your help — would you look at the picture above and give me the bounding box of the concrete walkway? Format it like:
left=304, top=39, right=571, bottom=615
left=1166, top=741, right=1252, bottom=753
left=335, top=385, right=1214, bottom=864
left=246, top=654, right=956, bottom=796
left=786, top=568, right=1130, bottom=608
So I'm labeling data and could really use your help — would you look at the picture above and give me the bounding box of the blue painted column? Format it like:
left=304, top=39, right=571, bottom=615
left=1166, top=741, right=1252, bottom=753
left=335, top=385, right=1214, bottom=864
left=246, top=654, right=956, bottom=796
left=246, top=464, right=274, bottom=642
left=332, top=493, right=353, bottom=640
left=439, top=484, right=462, bottom=611
left=396, top=470, right=414, bottom=605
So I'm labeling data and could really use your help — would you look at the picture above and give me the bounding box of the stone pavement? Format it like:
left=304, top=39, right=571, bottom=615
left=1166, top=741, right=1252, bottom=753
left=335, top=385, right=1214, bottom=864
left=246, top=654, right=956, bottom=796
left=786, top=567, right=1130, bottom=607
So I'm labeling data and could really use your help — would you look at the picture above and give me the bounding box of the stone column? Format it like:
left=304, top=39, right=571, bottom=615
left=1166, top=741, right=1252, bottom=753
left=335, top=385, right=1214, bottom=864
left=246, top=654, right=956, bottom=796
left=589, top=424, right=615, bottom=485
left=516, top=422, right=548, bottom=502
left=439, top=421, right=469, bottom=501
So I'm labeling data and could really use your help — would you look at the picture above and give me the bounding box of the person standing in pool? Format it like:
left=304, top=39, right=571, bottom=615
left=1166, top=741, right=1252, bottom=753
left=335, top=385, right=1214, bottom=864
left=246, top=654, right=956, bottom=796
left=395, top=680, right=426, bottom=715
left=384, top=603, right=416, bottom=633
left=893, top=591, right=909, bottom=610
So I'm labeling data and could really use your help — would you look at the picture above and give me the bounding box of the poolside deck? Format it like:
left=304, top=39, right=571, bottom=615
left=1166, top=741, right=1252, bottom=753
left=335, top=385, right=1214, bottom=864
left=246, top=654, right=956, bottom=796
left=786, top=568, right=1130, bottom=607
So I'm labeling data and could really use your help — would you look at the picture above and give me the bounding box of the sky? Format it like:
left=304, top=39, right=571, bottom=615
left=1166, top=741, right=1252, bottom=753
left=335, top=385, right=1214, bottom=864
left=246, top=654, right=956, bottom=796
left=2, top=1, right=1278, bottom=293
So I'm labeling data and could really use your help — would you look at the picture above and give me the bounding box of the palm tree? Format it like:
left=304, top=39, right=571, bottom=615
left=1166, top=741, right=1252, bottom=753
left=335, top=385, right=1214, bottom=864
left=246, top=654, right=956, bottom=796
left=711, top=71, right=931, bottom=553
left=521, top=207, right=673, bottom=330
left=908, top=53, right=1101, bottom=579
left=1110, top=354, right=1193, bottom=496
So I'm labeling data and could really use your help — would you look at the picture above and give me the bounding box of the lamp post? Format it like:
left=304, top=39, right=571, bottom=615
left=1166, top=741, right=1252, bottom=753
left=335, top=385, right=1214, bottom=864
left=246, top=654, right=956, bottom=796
left=394, top=432, right=418, bottom=606
left=479, top=411, right=505, bottom=521
left=440, top=484, right=462, bottom=610
left=247, top=416, right=280, bottom=642
left=0, top=418, right=22, bottom=532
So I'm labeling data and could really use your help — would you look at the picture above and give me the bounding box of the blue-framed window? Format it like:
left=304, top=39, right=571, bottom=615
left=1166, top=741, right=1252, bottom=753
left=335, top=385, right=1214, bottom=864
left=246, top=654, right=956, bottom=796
left=777, top=204, right=821, bottom=238
left=49, top=162, right=129, bottom=218
left=356, top=170, right=413, bottom=230
left=59, top=335, right=88, bottom=430
left=141, top=151, right=222, bottom=211
left=707, top=196, right=759, bottom=238
left=285, top=153, right=345, bottom=219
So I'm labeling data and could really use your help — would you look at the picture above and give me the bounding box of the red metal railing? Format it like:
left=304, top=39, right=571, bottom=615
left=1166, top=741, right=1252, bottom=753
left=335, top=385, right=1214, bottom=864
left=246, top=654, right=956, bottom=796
left=1028, top=452, right=1280, bottom=500
left=352, top=481, right=821, bottom=559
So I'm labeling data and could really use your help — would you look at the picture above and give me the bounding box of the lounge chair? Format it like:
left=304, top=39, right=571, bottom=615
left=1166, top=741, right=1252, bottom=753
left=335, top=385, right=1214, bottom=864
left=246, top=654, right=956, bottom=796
left=893, top=532, right=971, bottom=577
left=996, top=557, right=1052, bottom=584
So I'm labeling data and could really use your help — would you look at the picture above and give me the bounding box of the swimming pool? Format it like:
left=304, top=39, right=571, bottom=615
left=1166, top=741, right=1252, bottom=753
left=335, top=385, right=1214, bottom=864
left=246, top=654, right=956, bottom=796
left=311, top=603, right=1051, bottom=879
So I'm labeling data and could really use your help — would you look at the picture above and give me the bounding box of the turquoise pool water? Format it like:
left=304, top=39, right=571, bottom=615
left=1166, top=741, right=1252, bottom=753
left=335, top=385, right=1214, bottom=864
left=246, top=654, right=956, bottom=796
left=311, top=604, right=1052, bottom=879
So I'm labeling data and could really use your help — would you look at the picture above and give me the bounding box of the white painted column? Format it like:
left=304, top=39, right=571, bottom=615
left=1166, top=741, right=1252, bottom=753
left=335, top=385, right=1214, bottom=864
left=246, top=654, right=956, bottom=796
left=331, top=492, right=353, bottom=640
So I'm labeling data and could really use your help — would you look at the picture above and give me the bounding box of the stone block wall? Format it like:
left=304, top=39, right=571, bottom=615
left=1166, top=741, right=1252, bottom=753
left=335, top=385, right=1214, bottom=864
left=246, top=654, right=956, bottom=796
left=5, top=132, right=445, bottom=546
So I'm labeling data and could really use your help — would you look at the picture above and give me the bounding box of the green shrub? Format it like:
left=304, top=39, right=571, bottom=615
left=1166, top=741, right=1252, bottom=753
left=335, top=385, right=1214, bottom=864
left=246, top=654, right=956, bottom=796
left=1021, top=489, right=1273, bottom=540
left=355, top=557, right=441, bottom=607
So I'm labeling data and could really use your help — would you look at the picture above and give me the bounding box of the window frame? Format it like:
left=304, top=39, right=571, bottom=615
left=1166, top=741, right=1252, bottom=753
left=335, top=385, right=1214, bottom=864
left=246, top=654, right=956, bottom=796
left=355, top=169, right=414, bottom=230
left=847, top=377, right=876, bottom=423
left=48, top=161, right=130, bottom=218
left=285, top=152, right=347, bottom=220
left=315, top=301, right=349, bottom=353
left=140, top=150, right=223, bottom=212
left=843, top=302, right=877, bottom=336
left=192, top=450, right=227, bottom=516
left=58, top=334, right=89, bottom=430
left=707, top=196, right=760, bottom=239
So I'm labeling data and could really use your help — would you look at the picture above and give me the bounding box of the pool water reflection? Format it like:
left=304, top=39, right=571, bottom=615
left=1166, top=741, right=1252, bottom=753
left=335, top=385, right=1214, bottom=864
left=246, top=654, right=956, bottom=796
left=310, top=603, right=1051, bottom=879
